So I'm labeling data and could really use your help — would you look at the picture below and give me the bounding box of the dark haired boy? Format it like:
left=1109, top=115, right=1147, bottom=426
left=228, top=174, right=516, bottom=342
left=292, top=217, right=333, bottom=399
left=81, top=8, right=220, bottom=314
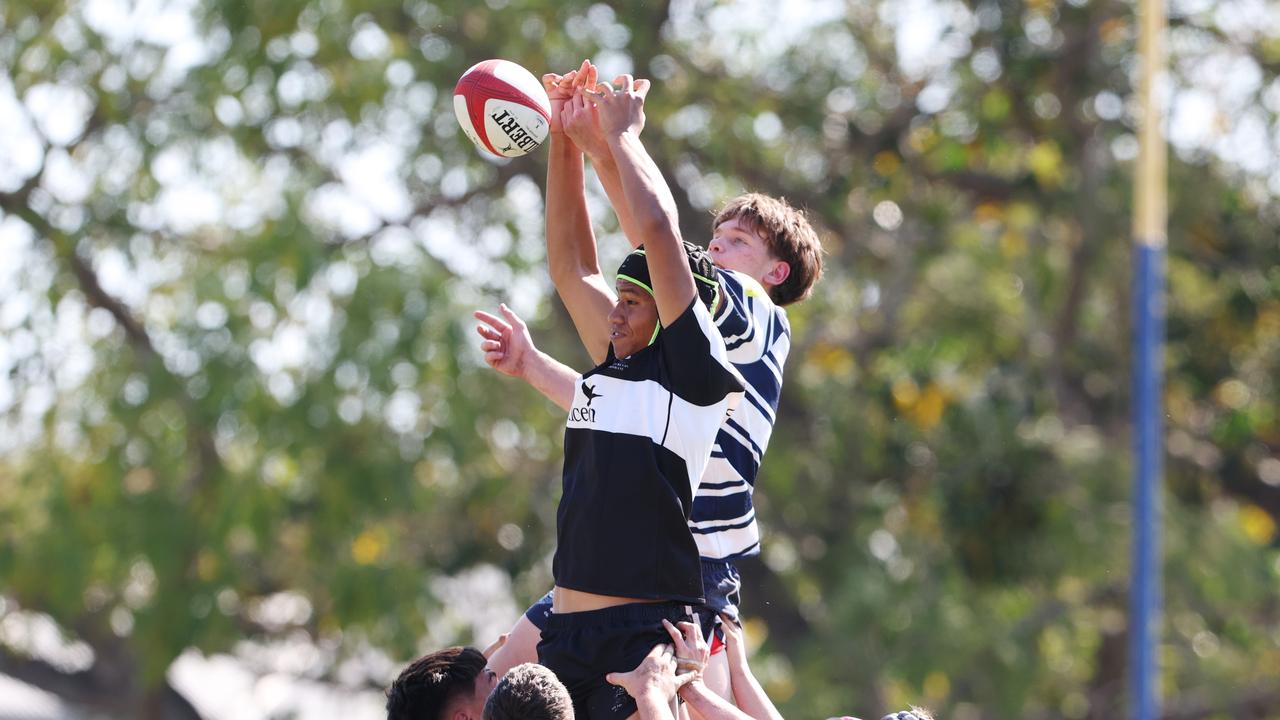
left=386, top=646, right=496, bottom=720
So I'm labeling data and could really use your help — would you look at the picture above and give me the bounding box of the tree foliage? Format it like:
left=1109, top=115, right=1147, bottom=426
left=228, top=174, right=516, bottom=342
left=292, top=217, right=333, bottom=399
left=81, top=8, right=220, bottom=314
left=1, top=0, right=1278, bottom=718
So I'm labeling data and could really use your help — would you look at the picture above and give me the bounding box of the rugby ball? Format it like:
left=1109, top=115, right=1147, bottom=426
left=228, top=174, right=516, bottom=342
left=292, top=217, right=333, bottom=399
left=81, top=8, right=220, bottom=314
left=454, top=59, right=551, bottom=158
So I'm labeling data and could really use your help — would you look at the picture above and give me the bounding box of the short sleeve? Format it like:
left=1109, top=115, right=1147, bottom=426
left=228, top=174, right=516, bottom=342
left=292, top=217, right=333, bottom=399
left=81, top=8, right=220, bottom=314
left=659, top=299, right=746, bottom=407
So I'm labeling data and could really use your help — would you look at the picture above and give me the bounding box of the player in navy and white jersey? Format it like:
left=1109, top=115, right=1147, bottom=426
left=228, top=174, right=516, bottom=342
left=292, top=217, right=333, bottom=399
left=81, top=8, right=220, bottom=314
left=475, top=77, right=748, bottom=720
left=694, top=260, right=792, bottom=563
left=484, top=61, right=826, bottom=711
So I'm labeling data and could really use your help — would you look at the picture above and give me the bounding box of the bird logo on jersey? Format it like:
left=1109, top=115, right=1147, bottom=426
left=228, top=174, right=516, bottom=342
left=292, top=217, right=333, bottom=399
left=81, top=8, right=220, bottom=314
left=571, top=382, right=601, bottom=423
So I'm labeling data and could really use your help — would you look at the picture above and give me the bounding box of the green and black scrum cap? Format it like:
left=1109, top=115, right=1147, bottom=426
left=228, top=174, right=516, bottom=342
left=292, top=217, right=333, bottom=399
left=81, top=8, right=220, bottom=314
left=615, top=241, right=721, bottom=314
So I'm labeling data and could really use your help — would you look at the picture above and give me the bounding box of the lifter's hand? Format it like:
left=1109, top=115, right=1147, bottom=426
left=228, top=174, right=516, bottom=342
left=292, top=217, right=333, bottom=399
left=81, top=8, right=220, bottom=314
left=474, top=304, right=536, bottom=379
left=718, top=612, right=750, bottom=676
left=606, top=643, right=697, bottom=706
left=663, top=617, right=709, bottom=679
left=481, top=633, right=508, bottom=660
left=592, top=74, right=651, bottom=139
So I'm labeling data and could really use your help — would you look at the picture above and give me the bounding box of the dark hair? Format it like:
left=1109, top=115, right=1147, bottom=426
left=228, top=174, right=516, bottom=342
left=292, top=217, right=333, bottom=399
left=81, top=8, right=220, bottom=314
left=386, top=646, right=486, bottom=720
left=712, top=193, right=824, bottom=306
left=615, top=241, right=721, bottom=312
left=483, top=663, right=574, bottom=720
left=881, top=708, right=936, bottom=720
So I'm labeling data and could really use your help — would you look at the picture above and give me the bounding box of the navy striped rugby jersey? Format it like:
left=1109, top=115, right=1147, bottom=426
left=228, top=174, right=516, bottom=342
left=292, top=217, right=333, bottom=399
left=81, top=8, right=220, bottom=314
left=554, top=298, right=745, bottom=604
left=691, top=269, right=791, bottom=561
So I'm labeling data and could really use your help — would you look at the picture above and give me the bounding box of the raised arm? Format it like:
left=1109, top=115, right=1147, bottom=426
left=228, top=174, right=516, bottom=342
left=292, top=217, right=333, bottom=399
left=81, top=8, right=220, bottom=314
left=560, top=68, right=650, bottom=251
left=474, top=305, right=576, bottom=411
left=662, top=616, right=763, bottom=720
left=543, top=64, right=616, bottom=364
left=718, top=614, right=786, bottom=720
left=594, top=75, right=696, bottom=326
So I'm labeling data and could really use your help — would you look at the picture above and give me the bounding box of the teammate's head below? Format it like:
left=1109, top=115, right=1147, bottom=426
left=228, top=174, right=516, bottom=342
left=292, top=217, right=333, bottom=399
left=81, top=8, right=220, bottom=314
left=386, top=646, right=496, bottom=720
left=880, top=708, right=935, bottom=720
left=611, top=242, right=719, bottom=359
left=483, top=663, right=574, bottom=720
left=710, top=193, right=824, bottom=306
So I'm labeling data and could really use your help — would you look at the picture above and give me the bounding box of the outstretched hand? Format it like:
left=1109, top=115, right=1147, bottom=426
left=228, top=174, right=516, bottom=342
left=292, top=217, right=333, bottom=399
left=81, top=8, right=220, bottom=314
left=591, top=74, right=651, bottom=139
left=561, top=90, right=608, bottom=160
left=474, top=304, right=536, bottom=379
left=563, top=72, right=650, bottom=160
left=542, top=59, right=597, bottom=135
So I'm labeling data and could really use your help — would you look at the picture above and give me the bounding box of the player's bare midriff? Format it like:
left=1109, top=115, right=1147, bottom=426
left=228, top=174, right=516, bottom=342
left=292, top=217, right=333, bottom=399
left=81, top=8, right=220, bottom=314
left=552, top=586, right=665, bottom=613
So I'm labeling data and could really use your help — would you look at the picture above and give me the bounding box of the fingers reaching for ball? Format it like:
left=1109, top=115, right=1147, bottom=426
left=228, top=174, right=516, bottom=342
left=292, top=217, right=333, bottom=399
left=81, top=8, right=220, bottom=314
left=585, top=80, right=613, bottom=97
left=591, top=75, right=647, bottom=138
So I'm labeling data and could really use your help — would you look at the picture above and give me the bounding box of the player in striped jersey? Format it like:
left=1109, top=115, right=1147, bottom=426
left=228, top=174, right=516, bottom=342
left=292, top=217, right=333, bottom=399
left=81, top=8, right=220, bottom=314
left=485, top=61, right=825, bottom=710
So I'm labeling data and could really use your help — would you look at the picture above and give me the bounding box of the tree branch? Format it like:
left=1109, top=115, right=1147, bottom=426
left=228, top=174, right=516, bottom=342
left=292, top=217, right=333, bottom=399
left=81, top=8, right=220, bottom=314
left=336, top=159, right=529, bottom=249
left=1, top=164, right=221, bottom=523
left=0, top=644, right=103, bottom=708
left=0, top=639, right=201, bottom=720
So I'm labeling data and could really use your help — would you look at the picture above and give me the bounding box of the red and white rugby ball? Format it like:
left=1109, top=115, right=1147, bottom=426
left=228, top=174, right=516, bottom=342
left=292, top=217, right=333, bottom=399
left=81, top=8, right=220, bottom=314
left=453, top=59, right=551, bottom=158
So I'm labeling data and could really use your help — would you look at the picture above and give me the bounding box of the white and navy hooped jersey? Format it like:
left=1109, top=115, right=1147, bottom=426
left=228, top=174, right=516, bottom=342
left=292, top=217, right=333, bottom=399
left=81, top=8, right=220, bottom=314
left=690, top=269, right=791, bottom=560
left=554, top=299, right=745, bottom=603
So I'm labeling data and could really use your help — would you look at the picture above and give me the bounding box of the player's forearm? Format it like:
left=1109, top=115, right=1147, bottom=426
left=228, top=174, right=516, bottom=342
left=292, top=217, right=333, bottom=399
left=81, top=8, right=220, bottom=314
left=518, top=350, right=577, bottom=411
left=677, top=681, right=758, bottom=720
left=545, top=134, right=599, bottom=280
left=605, top=131, right=679, bottom=245
left=634, top=692, right=677, bottom=720
left=726, top=668, right=785, bottom=720
left=546, top=134, right=615, bottom=364
left=587, top=151, right=645, bottom=249
left=605, top=131, right=695, bottom=321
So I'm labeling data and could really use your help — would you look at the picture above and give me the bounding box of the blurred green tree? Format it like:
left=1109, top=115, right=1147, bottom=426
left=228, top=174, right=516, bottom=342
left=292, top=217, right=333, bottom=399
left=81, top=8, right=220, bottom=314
left=0, top=0, right=1278, bottom=718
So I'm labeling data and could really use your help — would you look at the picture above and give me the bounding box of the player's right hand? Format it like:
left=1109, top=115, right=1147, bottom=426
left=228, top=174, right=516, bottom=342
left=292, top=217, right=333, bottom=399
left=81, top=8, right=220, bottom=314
left=542, top=71, right=573, bottom=135
left=543, top=59, right=596, bottom=135
left=560, top=63, right=632, bottom=162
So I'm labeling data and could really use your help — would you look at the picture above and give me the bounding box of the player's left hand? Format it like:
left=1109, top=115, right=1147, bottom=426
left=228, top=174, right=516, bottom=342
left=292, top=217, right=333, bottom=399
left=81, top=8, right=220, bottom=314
left=564, top=70, right=647, bottom=160
left=592, top=74, right=651, bottom=139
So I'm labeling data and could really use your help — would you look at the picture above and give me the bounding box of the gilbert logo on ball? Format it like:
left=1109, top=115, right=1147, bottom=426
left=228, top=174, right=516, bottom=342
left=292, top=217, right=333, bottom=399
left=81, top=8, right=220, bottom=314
left=454, top=59, right=551, bottom=158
